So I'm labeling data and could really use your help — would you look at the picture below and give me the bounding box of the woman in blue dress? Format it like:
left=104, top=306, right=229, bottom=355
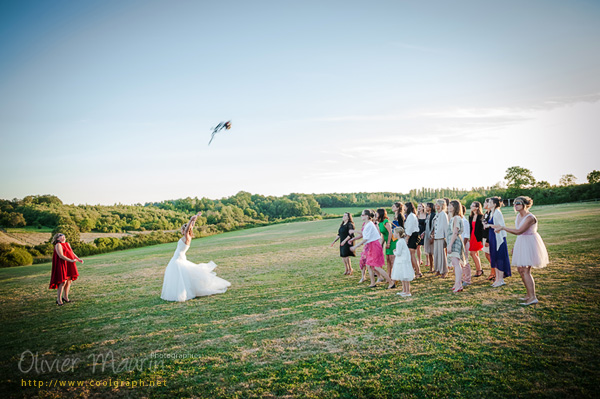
left=484, top=197, right=511, bottom=287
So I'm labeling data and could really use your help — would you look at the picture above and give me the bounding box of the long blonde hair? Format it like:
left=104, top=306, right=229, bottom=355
left=435, top=199, right=447, bottom=212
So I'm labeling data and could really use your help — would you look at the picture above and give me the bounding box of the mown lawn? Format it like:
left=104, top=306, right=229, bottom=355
left=321, top=207, right=366, bottom=216
left=1, top=203, right=599, bottom=398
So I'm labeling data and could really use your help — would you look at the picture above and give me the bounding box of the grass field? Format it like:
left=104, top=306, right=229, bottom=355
left=1, top=203, right=599, bottom=398
left=322, top=207, right=375, bottom=216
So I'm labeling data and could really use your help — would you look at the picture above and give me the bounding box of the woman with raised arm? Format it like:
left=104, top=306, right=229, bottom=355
left=49, top=233, right=83, bottom=306
left=161, top=212, right=230, bottom=301
left=484, top=197, right=511, bottom=287
left=493, top=196, right=548, bottom=305
left=331, top=212, right=356, bottom=275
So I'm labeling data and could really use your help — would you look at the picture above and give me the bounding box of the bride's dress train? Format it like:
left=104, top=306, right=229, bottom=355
left=161, top=238, right=231, bottom=301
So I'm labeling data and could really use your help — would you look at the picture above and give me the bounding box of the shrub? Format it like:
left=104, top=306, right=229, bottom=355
left=0, top=247, right=34, bottom=267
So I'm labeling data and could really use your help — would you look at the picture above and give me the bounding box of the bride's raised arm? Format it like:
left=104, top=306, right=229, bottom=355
left=184, top=212, right=203, bottom=240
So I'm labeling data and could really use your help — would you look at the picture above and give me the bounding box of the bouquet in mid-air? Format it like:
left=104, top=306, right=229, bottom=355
left=208, top=120, right=232, bottom=145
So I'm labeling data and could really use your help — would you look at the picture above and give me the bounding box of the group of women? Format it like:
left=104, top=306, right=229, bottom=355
left=49, top=196, right=549, bottom=306
left=331, top=196, right=549, bottom=305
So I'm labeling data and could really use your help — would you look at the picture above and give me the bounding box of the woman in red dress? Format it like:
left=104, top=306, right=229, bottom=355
left=49, top=233, right=83, bottom=306
left=468, top=201, right=485, bottom=277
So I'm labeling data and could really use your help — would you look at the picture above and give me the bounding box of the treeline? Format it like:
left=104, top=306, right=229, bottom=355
left=313, top=183, right=600, bottom=210
left=470, top=182, right=600, bottom=207
left=0, top=192, right=321, bottom=232
left=313, top=187, right=495, bottom=208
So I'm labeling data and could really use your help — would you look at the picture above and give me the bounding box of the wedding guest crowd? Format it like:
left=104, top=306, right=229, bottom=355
left=332, top=195, right=549, bottom=305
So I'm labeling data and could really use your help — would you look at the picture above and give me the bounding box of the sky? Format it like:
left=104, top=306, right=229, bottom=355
left=1, top=0, right=599, bottom=205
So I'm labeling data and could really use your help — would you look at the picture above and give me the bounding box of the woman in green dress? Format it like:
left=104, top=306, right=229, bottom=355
left=376, top=208, right=394, bottom=280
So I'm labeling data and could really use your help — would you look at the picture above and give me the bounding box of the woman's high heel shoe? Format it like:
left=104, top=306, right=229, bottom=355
left=56, top=300, right=64, bottom=306
left=62, top=297, right=71, bottom=303
left=519, top=298, right=538, bottom=306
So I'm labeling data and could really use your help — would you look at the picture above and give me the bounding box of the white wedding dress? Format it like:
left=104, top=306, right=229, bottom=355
left=160, top=238, right=231, bottom=301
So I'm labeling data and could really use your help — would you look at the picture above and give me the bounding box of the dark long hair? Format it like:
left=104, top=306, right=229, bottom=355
left=489, top=196, right=503, bottom=209
left=394, top=202, right=405, bottom=227
left=449, top=200, right=463, bottom=218
left=426, top=202, right=436, bottom=229
left=376, top=208, right=388, bottom=223
left=340, top=212, right=354, bottom=227
left=470, top=201, right=483, bottom=217
left=404, top=201, right=416, bottom=217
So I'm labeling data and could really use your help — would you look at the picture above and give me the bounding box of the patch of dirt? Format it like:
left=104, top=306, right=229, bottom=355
left=0, top=231, right=50, bottom=246
left=0, top=230, right=172, bottom=246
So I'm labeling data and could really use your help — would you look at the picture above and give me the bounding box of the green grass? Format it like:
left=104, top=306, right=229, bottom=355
left=3, top=226, right=54, bottom=233
left=322, top=207, right=379, bottom=216
left=1, top=203, right=599, bottom=398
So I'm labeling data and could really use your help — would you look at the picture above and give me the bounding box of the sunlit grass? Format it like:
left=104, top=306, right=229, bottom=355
left=1, top=203, right=599, bottom=398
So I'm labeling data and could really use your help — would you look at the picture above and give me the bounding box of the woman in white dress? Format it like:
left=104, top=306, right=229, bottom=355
left=492, top=196, right=549, bottom=306
left=161, top=212, right=231, bottom=301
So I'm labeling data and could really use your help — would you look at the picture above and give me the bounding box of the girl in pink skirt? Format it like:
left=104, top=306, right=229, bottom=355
left=344, top=224, right=368, bottom=283
left=350, top=210, right=395, bottom=289
left=493, top=196, right=549, bottom=306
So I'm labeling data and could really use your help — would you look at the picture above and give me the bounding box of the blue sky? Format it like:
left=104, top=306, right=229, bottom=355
left=1, top=0, right=599, bottom=204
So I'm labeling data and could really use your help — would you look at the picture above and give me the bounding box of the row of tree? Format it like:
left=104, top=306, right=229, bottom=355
left=0, top=192, right=322, bottom=232
left=314, top=168, right=600, bottom=210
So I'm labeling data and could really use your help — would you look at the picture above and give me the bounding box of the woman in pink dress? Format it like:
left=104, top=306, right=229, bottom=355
left=350, top=210, right=394, bottom=289
left=493, top=196, right=549, bottom=305
left=346, top=217, right=369, bottom=283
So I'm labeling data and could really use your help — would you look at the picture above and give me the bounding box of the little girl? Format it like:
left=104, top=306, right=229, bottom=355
left=390, top=227, right=415, bottom=297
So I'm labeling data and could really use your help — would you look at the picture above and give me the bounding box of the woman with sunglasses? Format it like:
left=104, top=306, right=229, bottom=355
left=49, top=233, right=84, bottom=306
left=493, top=196, right=548, bottom=305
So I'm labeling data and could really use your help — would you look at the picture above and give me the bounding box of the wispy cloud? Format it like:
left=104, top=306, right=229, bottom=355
left=313, top=114, right=411, bottom=123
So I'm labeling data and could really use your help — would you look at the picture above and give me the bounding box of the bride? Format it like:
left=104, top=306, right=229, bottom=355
left=161, top=212, right=231, bottom=301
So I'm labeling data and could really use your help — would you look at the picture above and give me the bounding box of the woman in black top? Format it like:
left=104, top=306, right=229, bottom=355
left=482, top=198, right=495, bottom=281
left=423, top=203, right=436, bottom=272
left=417, top=203, right=427, bottom=268
left=331, top=212, right=356, bottom=275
